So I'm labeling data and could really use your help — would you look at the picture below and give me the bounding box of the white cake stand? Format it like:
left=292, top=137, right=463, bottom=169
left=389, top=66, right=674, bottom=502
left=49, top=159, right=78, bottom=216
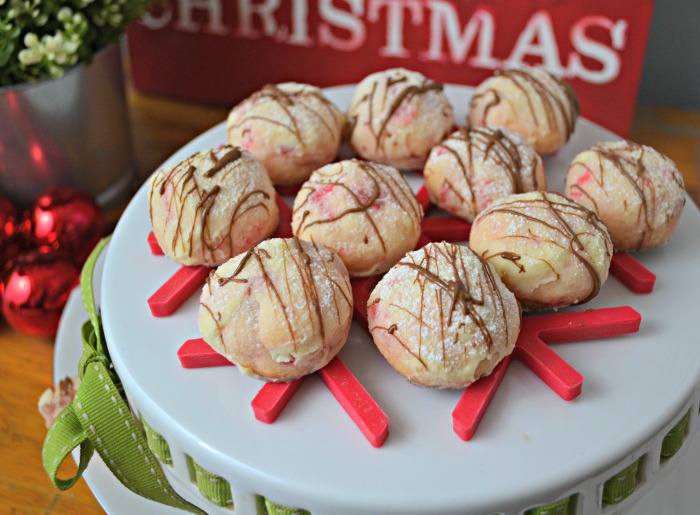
left=70, top=85, right=700, bottom=515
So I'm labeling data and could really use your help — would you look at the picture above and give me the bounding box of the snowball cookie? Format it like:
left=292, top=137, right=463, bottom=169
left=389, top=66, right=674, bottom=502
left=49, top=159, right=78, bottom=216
left=292, top=159, right=423, bottom=277
left=226, top=83, right=346, bottom=185
left=198, top=237, right=353, bottom=382
left=424, top=127, right=546, bottom=222
left=149, top=145, right=279, bottom=267
left=469, top=191, right=612, bottom=310
left=347, top=68, right=454, bottom=169
left=565, top=140, right=686, bottom=251
left=367, top=242, right=520, bottom=389
left=468, top=67, right=580, bottom=155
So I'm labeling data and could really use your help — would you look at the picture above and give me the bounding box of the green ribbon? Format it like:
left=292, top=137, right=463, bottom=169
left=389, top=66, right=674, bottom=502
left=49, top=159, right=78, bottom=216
left=42, top=236, right=205, bottom=514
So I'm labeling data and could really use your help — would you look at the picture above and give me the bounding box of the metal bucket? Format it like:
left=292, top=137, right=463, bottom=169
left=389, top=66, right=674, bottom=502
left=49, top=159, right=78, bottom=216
left=0, top=43, right=135, bottom=211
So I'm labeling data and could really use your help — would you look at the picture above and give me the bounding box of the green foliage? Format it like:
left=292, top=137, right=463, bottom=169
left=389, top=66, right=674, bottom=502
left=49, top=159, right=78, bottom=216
left=0, top=0, right=151, bottom=86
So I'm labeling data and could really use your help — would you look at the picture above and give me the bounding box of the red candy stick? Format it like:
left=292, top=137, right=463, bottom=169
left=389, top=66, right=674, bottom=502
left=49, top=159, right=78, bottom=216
left=147, top=231, right=164, bottom=255
left=176, top=338, right=307, bottom=424
left=416, top=233, right=432, bottom=249
left=452, top=356, right=512, bottom=441
left=178, top=338, right=232, bottom=368
left=273, top=194, right=294, bottom=239
left=610, top=253, right=656, bottom=294
left=351, top=276, right=381, bottom=328
left=415, top=184, right=431, bottom=212
left=421, top=217, right=471, bottom=242
left=275, top=183, right=303, bottom=197
left=252, top=378, right=306, bottom=423
left=515, top=337, right=583, bottom=401
left=177, top=339, right=389, bottom=446
left=415, top=185, right=472, bottom=242
left=148, top=266, right=212, bottom=317
left=520, top=305, right=641, bottom=343
left=452, top=306, right=641, bottom=440
left=319, top=357, right=389, bottom=448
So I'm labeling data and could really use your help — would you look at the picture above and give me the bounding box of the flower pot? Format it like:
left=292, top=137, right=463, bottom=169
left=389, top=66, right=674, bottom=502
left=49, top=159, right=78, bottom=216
left=0, top=43, right=135, bottom=212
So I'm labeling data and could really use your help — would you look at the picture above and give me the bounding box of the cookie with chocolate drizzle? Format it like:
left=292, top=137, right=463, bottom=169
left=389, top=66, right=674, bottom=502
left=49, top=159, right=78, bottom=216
left=367, top=242, right=520, bottom=389
left=198, top=237, right=353, bottom=382
left=469, top=191, right=612, bottom=310
left=292, top=159, right=423, bottom=277
left=347, top=68, right=454, bottom=169
left=468, top=66, right=580, bottom=155
left=226, top=82, right=346, bottom=185
left=424, top=127, right=546, bottom=222
left=148, top=145, right=279, bottom=267
left=565, top=140, right=686, bottom=251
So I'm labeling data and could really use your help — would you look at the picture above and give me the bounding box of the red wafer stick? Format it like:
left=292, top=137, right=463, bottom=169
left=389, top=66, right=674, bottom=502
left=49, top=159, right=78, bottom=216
left=415, top=184, right=472, bottom=242
left=148, top=231, right=164, bottom=255
left=421, top=217, right=472, bottom=242
left=351, top=276, right=381, bottom=327
left=416, top=233, right=432, bottom=249
left=415, top=184, right=431, bottom=212
left=148, top=266, right=212, bottom=317
left=521, top=306, right=641, bottom=344
left=610, top=253, right=656, bottom=294
left=176, top=339, right=307, bottom=423
left=252, top=378, right=306, bottom=423
left=274, top=194, right=294, bottom=239
left=515, top=306, right=641, bottom=400
left=177, top=339, right=388, bottom=446
left=178, top=338, right=232, bottom=368
left=453, top=355, right=512, bottom=441
left=514, top=338, right=583, bottom=401
left=451, top=306, right=641, bottom=440
left=319, top=357, right=389, bottom=447
left=275, top=183, right=303, bottom=197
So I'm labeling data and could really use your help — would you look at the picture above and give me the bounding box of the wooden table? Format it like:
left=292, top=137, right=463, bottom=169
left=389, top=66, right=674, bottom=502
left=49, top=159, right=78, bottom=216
left=1, top=84, right=699, bottom=514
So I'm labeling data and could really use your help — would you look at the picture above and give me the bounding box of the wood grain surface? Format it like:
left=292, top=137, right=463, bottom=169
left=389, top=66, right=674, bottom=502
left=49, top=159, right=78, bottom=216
left=1, top=80, right=698, bottom=515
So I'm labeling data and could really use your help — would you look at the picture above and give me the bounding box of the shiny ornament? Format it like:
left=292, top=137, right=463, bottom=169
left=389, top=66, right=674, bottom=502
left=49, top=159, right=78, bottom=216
left=1, top=249, right=80, bottom=337
left=28, top=187, right=105, bottom=265
left=0, top=197, right=27, bottom=268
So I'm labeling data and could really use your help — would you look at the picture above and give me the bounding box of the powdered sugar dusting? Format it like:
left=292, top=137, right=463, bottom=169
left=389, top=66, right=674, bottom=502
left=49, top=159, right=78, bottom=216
left=148, top=146, right=278, bottom=267
left=198, top=237, right=353, bottom=381
left=367, top=242, right=520, bottom=389
left=292, top=159, right=423, bottom=277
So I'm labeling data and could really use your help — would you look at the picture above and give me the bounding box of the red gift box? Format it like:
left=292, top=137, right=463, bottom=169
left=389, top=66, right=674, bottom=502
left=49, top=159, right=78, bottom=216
left=128, top=0, right=654, bottom=136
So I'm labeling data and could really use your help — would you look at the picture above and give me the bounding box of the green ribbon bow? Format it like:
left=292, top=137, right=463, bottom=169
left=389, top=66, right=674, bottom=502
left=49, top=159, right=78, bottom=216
left=42, top=236, right=205, bottom=514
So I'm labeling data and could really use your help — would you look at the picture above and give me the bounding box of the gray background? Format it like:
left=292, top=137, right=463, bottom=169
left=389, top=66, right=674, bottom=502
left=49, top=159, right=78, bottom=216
left=638, top=0, right=700, bottom=110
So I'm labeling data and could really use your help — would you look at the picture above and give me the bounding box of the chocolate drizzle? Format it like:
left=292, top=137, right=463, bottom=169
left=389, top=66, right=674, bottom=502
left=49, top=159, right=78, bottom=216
left=149, top=146, right=272, bottom=262
left=497, top=252, right=525, bottom=273
left=204, top=237, right=352, bottom=354
left=586, top=142, right=654, bottom=250
left=348, top=70, right=445, bottom=153
left=293, top=159, right=422, bottom=256
left=205, top=147, right=241, bottom=177
left=371, top=243, right=511, bottom=371
left=470, top=68, right=579, bottom=142
left=439, top=128, right=536, bottom=213
left=228, top=84, right=343, bottom=150
left=480, top=191, right=609, bottom=305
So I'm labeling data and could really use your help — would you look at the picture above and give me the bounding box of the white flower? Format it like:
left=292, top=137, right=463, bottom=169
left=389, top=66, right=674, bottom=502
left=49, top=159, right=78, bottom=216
left=18, top=48, right=41, bottom=66
left=43, top=33, right=65, bottom=53
left=57, top=7, right=73, bottom=23
left=23, top=32, right=40, bottom=48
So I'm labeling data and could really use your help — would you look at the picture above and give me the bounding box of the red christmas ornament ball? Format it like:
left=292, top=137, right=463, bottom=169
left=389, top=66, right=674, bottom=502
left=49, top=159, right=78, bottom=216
left=1, top=249, right=80, bottom=338
left=28, top=187, right=105, bottom=265
left=0, top=197, right=27, bottom=267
